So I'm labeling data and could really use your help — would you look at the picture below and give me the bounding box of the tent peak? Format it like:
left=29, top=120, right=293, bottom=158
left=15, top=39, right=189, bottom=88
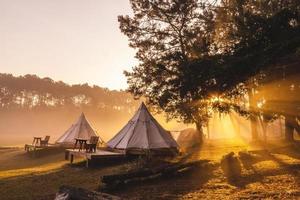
left=79, top=112, right=88, bottom=120
left=139, top=102, right=148, bottom=110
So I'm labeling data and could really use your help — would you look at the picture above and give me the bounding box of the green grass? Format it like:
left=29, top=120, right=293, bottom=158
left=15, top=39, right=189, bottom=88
left=0, top=148, right=127, bottom=200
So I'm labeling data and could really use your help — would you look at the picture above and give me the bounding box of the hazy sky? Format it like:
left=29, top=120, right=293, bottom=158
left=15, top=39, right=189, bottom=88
left=0, top=0, right=137, bottom=90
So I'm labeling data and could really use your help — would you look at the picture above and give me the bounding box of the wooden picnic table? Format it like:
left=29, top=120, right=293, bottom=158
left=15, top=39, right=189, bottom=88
left=32, top=137, right=42, bottom=146
left=73, top=138, right=88, bottom=151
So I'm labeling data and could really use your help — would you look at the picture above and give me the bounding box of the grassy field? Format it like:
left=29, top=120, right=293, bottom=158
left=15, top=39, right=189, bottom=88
left=0, top=139, right=300, bottom=200
left=115, top=140, right=300, bottom=199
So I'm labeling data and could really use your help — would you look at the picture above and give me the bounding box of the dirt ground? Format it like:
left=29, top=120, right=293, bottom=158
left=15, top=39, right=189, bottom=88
left=0, top=139, right=300, bottom=200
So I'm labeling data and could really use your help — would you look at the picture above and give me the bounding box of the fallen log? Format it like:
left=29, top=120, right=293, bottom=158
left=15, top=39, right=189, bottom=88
left=100, top=160, right=209, bottom=191
left=102, top=168, right=154, bottom=184
left=55, top=185, right=121, bottom=200
left=161, top=160, right=208, bottom=177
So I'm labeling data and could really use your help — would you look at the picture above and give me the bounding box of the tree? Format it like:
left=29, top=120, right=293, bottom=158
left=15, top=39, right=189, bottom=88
left=255, top=57, right=300, bottom=141
left=119, top=0, right=217, bottom=141
left=0, top=73, right=139, bottom=112
left=121, top=0, right=300, bottom=142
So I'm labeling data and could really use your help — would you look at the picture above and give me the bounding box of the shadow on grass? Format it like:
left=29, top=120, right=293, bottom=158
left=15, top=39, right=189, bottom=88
left=230, top=144, right=300, bottom=188
left=271, top=141, right=300, bottom=160
left=263, top=149, right=300, bottom=185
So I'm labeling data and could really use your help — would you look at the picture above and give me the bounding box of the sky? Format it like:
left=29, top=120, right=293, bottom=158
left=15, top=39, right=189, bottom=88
left=0, top=0, right=137, bottom=90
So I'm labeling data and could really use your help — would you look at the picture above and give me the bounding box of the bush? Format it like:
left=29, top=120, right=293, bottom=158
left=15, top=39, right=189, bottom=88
left=220, top=152, right=241, bottom=181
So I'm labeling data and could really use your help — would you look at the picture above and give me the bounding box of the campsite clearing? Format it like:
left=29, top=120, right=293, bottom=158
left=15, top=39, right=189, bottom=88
left=0, top=139, right=300, bottom=200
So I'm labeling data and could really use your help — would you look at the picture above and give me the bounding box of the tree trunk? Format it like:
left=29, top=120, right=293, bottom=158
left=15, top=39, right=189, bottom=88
left=258, top=116, right=268, bottom=143
left=195, top=121, right=204, bottom=143
left=206, top=121, right=210, bottom=140
left=263, top=122, right=268, bottom=143
left=250, top=115, right=259, bottom=141
left=294, top=117, right=300, bottom=136
left=285, top=116, right=294, bottom=142
left=279, top=116, right=283, bottom=138
left=248, top=89, right=259, bottom=141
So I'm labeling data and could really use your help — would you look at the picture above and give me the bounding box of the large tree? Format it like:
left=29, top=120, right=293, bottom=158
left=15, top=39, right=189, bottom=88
left=120, top=0, right=300, bottom=142
left=214, top=0, right=300, bottom=141
left=119, top=0, right=218, bottom=141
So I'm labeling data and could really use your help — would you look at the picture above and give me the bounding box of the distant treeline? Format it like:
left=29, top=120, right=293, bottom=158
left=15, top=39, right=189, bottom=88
left=0, top=73, right=142, bottom=145
left=0, top=73, right=139, bottom=112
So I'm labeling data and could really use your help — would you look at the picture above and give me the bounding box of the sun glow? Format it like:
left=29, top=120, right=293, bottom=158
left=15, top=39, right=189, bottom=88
left=257, top=98, right=266, bottom=109
left=209, top=96, right=225, bottom=103
left=205, top=111, right=251, bottom=140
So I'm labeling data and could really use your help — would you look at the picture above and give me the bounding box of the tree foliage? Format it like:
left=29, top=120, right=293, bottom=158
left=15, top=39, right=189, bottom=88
left=0, top=73, right=139, bottom=112
left=120, top=0, right=218, bottom=132
left=120, top=0, right=300, bottom=138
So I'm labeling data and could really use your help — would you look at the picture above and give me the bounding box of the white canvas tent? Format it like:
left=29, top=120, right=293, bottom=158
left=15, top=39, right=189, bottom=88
left=177, top=128, right=201, bottom=149
left=56, top=113, right=98, bottom=145
left=107, top=102, right=178, bottom=154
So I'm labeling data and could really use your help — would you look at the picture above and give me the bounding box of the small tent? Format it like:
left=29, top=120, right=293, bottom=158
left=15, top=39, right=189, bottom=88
left=56, top=113, right=98, bottom=146
left=107, top=102, right=179, bottom=154
left=176, top=128, right=201, bottom=149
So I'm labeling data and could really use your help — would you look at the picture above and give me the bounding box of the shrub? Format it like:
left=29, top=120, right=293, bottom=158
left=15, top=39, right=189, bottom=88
left=220, top=152, right=241, bottom=181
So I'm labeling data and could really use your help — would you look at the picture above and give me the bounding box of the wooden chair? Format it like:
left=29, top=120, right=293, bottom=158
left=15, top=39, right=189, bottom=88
left=85, top=136, right=99, bottom=153
left=40, top=135, right=50, bottom=146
